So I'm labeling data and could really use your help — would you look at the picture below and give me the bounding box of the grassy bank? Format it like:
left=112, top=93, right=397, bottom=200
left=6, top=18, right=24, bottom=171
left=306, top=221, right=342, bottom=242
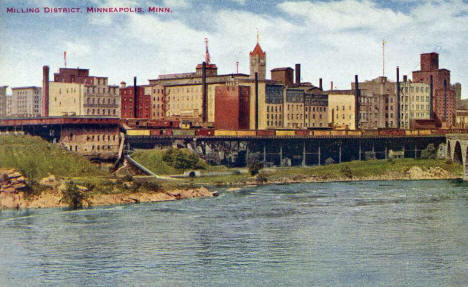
left=185, top=158, right=463, bottom=186
left=0, top=135, right=107, bottom=180
left=131, top=148, right=227, bottom=175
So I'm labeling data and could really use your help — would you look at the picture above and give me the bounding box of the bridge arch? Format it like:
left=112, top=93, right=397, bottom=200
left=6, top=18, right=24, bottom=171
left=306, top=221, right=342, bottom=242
left=447, top=141, right=452, bottom=159
left=454, top=141, right=463, bottom=164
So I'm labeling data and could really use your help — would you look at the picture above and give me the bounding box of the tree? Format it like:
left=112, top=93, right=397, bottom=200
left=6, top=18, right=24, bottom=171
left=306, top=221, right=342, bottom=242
left=163, top=148, right=202, bottom=170
left=248, top=160, right=262, bottom=176
left=60, top=181, right=88, bottom=209
left=420, top=144, right=437, bottom=159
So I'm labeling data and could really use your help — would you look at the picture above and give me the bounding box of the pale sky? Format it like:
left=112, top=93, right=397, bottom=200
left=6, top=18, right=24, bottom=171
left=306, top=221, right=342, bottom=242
left=1, top=0, right=467, bottom=98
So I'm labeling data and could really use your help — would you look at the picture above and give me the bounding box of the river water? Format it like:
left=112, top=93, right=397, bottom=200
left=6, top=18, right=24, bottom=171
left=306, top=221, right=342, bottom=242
left=0, top=180, right=467, bottom=286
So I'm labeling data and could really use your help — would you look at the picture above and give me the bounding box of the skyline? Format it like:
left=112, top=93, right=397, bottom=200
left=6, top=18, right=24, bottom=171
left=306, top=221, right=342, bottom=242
left=1, top=0, right=467, bottom=98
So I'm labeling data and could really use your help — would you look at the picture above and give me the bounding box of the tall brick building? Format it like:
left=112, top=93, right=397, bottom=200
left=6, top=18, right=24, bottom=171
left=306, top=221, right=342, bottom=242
left=214, top=84, right=250, bottom=130
left=120, top=81, right=151, bottom=119
left=412, top=53, right=456, bottom=128
left=45, top=67, right=120, bottom=117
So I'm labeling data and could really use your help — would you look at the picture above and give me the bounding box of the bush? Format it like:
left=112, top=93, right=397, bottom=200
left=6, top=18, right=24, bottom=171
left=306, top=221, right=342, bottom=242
left=162, top=148, right=203, bottom=170
left=340, top=165, right=353, bottom=179
left=60, top=181, right=88, bottom=209
left=248, top=160, right=262, bottom=176
left=420, top=144, right=437, bottom=159
left=445, top=158, right=453, bottom=165
left=256, top=173, right=268, bottom=184
left=141, top=181, right=161, bottom=191
left=325, top=157, right=335, bottom=165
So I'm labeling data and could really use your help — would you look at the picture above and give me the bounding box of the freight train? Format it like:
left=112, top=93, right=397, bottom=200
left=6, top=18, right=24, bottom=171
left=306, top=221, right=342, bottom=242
left=121, top=119, right=467, bottom=138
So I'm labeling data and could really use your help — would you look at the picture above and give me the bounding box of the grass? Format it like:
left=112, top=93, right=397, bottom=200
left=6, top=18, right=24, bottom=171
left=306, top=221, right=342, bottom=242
left=183, top=158, right=463, bottom=186
left=131, top=148, right=228, bottom=175
left=0, top=135, right=108, bottom=180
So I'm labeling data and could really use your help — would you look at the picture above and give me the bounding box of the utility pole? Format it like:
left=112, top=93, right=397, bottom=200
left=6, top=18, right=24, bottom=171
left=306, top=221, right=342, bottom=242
left=382, top=40, right=386, bottom=77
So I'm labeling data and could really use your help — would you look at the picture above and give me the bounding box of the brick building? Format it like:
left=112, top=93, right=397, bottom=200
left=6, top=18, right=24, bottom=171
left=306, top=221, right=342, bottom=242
left=214, top=84, right=250, bottom=130
left=147, top=85, right=165, bottom=120
left=120, top=81, right=150, bottom=119
left=412, top=53, right=456, bottom=128
left=271, top=67, right=294, bottom=87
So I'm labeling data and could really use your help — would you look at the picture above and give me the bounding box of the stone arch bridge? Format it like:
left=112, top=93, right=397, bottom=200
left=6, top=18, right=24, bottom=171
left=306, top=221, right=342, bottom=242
left=447, top=134, right=468, bottom=180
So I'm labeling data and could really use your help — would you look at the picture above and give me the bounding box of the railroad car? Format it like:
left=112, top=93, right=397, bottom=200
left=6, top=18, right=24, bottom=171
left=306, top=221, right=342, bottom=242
left=275, top=130, right=295, bottom=136
left=313, top=130, right=331, bottom=136
left=214, top=130, right=237, bottom=136
left=236, top=130, right=257, bottom=136
left=256, top=130, right=275, bottom=137
left=127, top=129, right=150, bottom=136
left=172, top=129, right=196, bottom=136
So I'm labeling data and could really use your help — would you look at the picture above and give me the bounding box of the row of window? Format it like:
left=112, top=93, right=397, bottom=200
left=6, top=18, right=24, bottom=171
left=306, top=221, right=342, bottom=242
left=86, top=109, right=117, bottom=115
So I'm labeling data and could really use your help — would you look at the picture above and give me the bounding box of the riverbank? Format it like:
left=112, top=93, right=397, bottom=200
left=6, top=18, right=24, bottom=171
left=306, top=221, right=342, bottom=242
left=2, top=158, right=463, bottom=209
left=0, top=180, right=216, bottom=209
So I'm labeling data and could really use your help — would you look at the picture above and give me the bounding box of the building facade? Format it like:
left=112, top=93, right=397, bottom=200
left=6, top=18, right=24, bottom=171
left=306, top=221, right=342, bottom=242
left=265, top=84, right=284, bottom=129
left=120, top=83, right=150, bottom=119
left=399, top=81, right=431, bottom=129
left=353, top=76, right=397, bottom=129
left=455, top=109, right=468, bottom=129
left=0, top=86, right=7, bottom=118
left=304, top=88, right=328, bottom=128
left=10, top=86, right=42, bottom=118
left=328, top=90, right=356, bottom=130
left=214, top=84, right=250, bottom=130
left=284, top=88, right=305, bottom=129
left=250, top=42, right=266, bottom=80
left=412, top=53, right=456, bottom=128
left=47, top=67, right=120, bottom=117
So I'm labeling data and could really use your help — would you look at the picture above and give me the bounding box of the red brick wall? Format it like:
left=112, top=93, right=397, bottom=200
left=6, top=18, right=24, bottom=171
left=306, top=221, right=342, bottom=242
left=239, top=86, right=250, bottom=130
left=413, top=54, right=456, bottom=127
left=215, top=86, right=240, bottom=130
left=271, top=69, right=293, bottom=87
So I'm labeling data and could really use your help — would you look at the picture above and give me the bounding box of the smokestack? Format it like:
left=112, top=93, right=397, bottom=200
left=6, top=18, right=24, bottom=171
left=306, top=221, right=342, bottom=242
left=120, top=81, right=126, bottom=88
left=443, top=79, right=447, bottom=122
left=202, top=62, right=207, bottom=122
left=430, top=75, right=433, bottom=120
left=133, top=76, right=137, bottom=118
left=403, top=75, right=408, bottom=82
left=295, top=64, right=301, bottom=85
left=331, top=81, right=334, bottom=91
left=354, top=75, right=360, bottom=129
left=255, top=72, right=259, bottom=130
left=42, top=65, right=49, bottom=117
left=319, top=78, right=323, bottom=90
left=396, top=66, right=400, bottom=129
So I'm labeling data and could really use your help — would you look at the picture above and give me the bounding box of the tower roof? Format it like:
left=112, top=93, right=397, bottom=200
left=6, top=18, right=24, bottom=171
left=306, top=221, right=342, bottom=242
left=250, top=43, right=265, bottom=57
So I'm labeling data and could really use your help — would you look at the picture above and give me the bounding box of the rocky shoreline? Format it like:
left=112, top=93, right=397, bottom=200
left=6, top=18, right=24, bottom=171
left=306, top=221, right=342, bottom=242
left=0, top=166, right=461, bottom=210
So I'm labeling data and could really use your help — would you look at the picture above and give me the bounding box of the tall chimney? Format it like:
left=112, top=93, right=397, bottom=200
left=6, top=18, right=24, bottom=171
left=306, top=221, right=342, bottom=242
left=133, top=76, right=137, bottom=118
left=430, top=75, right=433, bottom=120
left=396, top=66, right=400, bottom=129
left=295, top=64, right=301, bottom=85
left=403, top=75, right=408, bottom=82
left=354, top=75, right=360, bottom=129
left=319, top=78, right=323, bottom=90
left=443, top=79, right=447, bottom=122
left=331, top=81, right=334, bottom=91
left=255, top=72, right=259, bottom=130
left=202, top=61, right=207, bottom=122
left=42, top=65, right=49, bottom=117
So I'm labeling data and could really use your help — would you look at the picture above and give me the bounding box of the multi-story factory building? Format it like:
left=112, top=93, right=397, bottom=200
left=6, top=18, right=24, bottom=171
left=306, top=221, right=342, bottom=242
left=353, top=76, right=398, bottom=129
left=399, top=80, right=431, bottom=129
left=10, top=86, right=42, bottom=118
left=328, top=90, right=356, bottom=130
left=304, top=88, right=328, bottom=129
left=44, top=66, right=120, bottom=117
left=284, top=88, right=305, bottom=129
left=412, top=53, right=456, bottom=128
left=265, top=84, right=284, bottom=129
left=0, top=86, right=7, bottom=118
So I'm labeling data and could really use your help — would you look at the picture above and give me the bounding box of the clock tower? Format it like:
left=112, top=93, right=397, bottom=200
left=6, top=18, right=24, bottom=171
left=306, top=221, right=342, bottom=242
left=249, top=36, right=266, bottom=80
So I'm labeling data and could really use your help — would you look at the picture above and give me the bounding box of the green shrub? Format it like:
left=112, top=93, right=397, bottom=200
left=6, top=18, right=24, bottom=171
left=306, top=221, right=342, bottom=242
left=256, top=173, right=268, bottom=184
left=420, top=144, right=437, bottom=159
left=325, top=157, right=335, bottom=165
left=163, top=148, right=203, bottom=170
left=248, top=160, right=262, bottom=176
left=60, top=181, right=88, bottom=209
left=340, top=165, right=353, bottom=178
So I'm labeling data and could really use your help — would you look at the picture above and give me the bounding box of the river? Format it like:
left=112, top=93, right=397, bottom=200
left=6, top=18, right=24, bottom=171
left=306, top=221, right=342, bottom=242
left=0, top=180, right=467, bottom=286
